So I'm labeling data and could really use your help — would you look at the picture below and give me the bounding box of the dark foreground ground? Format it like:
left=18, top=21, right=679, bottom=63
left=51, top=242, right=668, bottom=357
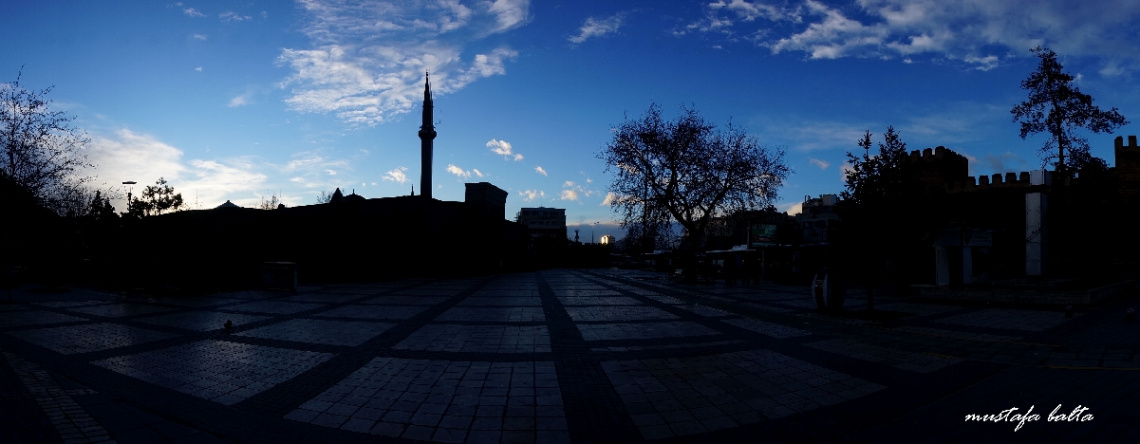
left=2, top=268, right=1138, bottom=443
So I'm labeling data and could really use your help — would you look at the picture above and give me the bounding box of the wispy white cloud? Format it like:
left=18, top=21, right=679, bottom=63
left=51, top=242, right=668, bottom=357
left=383, top=167, right=410, bottom=184
left=277, top=0, right=527, bottom=126
left=182, top=158, right=269, bottom=207
left=228, top=92, right=252, bottom=107
left=183, top=7, right=206, bottom=18
left=219, top=11, right=252, bottom=22
left=782, top=201, right=803, bottom=216
left=601, top=192, right=617, bottom=206
left=486, top=0, right=529, bottom=33
left=839, top=161, right=853, bottom=182
left=279, top=151, right=351, bottom=189
left=763, top=118, right=871, bottom=152
left=487, top=139, right=523, bottom=161
left=534, top=166, right=548, bottom=176
left=447, top=163, right=476, bottom=179
left=684, top=0, right=1140, bottom=69
left=561, top=178, right=596, bottom=202
left=519, top=189, right=545, bottom=201
left=809, top=157, right=830, bottom=169
left=195, top=66, right=203, bottom=72
left=87, top=128, right=266, bottom=209
left=569, top=13, right=624, bottom=44
left=192, top=33, right=207, bottom=41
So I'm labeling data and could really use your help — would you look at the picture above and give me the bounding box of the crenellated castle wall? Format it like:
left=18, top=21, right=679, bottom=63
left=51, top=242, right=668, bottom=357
left=1115, top=135, right=1140, bottom=202
left=946, top=171, right=1035, bottom=192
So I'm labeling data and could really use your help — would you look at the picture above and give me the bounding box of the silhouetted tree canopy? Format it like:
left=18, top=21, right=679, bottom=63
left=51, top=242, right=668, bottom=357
left=600, top=103, right=789, bottom=250
left=1011, top=47, right=1128, bottom=172
left=129, top=177, right=183, bottom=217
left=86, top=190, right=118, bottom=222
left=1, top=68, right=93, bottom=215
left=841, top=126, right=909, bottom=208
left=838, top=127, right=936, bottom=287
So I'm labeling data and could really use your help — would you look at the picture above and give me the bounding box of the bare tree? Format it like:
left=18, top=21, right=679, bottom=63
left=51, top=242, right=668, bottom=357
left=258, top=194, right=282, bottom=210
left=1, top=68, right=93, bottom=215
left=315, top=190, right=333, bottom=204
left=600, top=103, right=789, bottom=251
left=1011, top=47, right=1128, bottom=172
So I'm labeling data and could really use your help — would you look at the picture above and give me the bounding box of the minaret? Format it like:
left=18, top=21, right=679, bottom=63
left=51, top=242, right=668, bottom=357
left=419, top=72, right=437, bottom=200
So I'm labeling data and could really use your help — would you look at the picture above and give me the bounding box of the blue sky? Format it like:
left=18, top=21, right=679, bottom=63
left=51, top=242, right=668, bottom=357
left=4, top=0, right=1140, bottom=240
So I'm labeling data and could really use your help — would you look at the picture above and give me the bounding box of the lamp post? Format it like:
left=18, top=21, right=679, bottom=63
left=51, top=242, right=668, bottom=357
left=591, top=221, right=599, bottom=244
left=122, top=181, right=136, bottom=215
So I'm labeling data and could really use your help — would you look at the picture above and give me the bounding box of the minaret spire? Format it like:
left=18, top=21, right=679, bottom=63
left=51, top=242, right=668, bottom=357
left=419, top=72, right=436, bottom=200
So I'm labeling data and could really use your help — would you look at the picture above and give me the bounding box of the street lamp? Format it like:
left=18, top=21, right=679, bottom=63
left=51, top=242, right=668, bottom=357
left=591, top=221, right=599, bottom=244
left=122, top=181, right=136, bottom=215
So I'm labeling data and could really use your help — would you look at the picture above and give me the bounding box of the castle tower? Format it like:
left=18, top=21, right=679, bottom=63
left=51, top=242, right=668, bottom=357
left=419, top=73, right=437, bottom=200
left=1115, top=135, right=1140, bottom=203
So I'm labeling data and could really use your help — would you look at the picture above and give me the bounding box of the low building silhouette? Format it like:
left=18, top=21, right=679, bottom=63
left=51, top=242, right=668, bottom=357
left=123, top=75, right=526, bottom=288
left=516, top=207, right=567, bottom=240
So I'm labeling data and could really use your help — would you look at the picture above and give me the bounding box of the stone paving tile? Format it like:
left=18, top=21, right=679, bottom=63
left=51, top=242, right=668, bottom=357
left=435, top=307, right=547, bottom=323
left=313, top=304, right=429, bottom=320
left=555, top=296, right=641, bottom=306
left=222, top=301, right=326, bottom=315
left=564, top=306, right=678, bottom=322
left=134, top=311, right=270, bottom=332
left=7, top=323, right=175, bottom=355
left=469, top=290, right=540, bottom=299
left=766, top=297, right=821, bottom=309
left=0, top=310, right=89, bottom=328
left=92, top=340, right=332, bottom=405
left=575, top=321, right=721, bottom=341
left=277, top=293, right=368, bottom=303
left=3, top=352, right=113, bottom=444
left=219, top=290, right=280, bottom=300
left=805, top=338, right=963, bottom=373
left=722, top=318, right=812, bottom=339
left=360, top=295, right=450, bottom=306
left=30, top=301, right=111, bottom=308
left=64, top=303, right=180, bottom=318
left=395, top=324, right=552, bottom=353
left=936, top=308, right=1073, bottom=331
left=674, top=304, right=736, bottom=318
left=740, top=303, right=794, bottom=313
left=286, top=358, right=569, bottom=443
left=6, top=270, right=1138, bottom=443
left=154, top=297, right=240, bottom=308
left=458, top=297, right=543, bottom=307
left=392, top=288, right=468, bottom=297
left=874, top=302, right=965, bottom=316
left=894, top=325, right=1022, bottom=342
left=602, top=349, right=884, bottom=440
left=548, top=289, right=622, bottom=297
left=237, top=318, right=396, bottom=346
left=592, top=339, right=745, bottom=352
left=644, top=295, right=686, bottom=305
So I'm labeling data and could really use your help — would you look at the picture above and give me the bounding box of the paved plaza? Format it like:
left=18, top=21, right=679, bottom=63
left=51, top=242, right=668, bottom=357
left=2, top=268, right=1139, bottom=443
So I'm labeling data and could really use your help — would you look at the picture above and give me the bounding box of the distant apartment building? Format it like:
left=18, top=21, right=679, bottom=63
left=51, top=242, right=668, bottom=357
left=516, top=207, right=567, bottom=240
left=796, top=194, right=840, bottom=245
